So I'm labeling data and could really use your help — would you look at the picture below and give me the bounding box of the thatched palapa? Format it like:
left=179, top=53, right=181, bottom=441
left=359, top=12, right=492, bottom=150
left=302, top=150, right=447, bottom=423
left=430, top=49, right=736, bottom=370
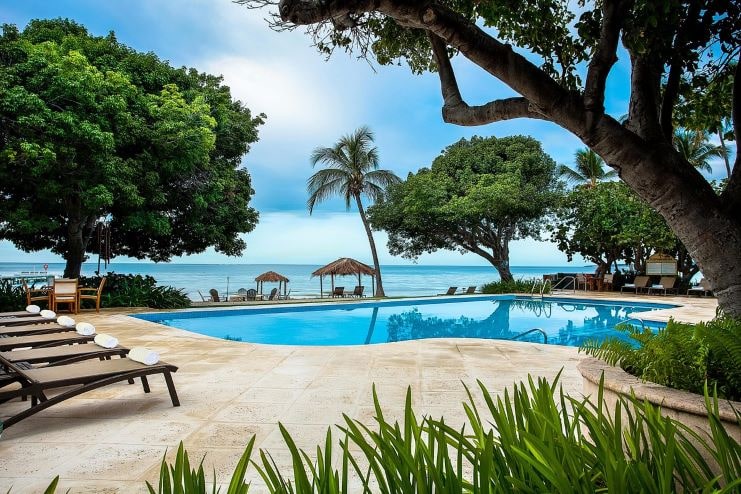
left=312, top=258, right=375, bottom=298
left=255, top=271, right=289, bottom=297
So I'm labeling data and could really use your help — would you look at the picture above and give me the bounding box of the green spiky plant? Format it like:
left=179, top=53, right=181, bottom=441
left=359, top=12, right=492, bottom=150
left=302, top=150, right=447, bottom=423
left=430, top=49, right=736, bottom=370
left=37, top=375, right=740, bottom=492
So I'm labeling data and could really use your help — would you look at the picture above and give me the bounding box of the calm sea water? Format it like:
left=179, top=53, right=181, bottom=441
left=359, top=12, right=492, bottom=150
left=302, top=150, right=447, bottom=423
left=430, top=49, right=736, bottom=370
left=0, top=262, right=594, bottom=300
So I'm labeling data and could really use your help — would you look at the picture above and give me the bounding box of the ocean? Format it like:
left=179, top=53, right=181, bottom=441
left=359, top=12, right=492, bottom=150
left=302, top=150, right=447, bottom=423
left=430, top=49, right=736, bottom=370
left=0, top=262, right=595, bottom=300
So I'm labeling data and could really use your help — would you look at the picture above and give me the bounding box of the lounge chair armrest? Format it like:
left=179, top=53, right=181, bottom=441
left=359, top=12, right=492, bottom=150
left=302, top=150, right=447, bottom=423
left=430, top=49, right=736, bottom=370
left=28, top=288, right=49, bottom=294
left=78, top=288, right=99, bottom=294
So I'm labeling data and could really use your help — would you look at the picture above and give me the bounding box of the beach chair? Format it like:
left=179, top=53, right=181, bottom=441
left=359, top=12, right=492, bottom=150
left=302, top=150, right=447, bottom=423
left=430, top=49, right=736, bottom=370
left=278, top=289, right=291, bottom=300
left=0, top=357, right=179, bottom=429
left=620, top=276, right=650, bottom=294
left=52, top=278, right=78, bottom=314
left=351, top=286, right=365, bottom=298
left=647, top=276, right=677, bottom=295
left=463, top=286, right=477, bottom=295
left=0, top=316, right=55, bottom=327
left=78, top=277, right=106, bottom=313
left=687, top=278, right=713, bottom=297
left=1, top=322, right=72, bottom=337
left=22, top=280, right=50, bottom=308
left=209, top=289, right=220, bottom=302
left=575, top=274, right=588, bottom=291
left=245, top=289, right=258, bottom=301
left=440, top=287, right=458, bottom=296
left=267, top=287, right=279, bottom=301
left=602, top=273, right=614, bottom=291
left=331, top=287, right=345, bottom=298
left=0, top=310, right=43, bottom=319
left=0, top=332, right=94, bottom=352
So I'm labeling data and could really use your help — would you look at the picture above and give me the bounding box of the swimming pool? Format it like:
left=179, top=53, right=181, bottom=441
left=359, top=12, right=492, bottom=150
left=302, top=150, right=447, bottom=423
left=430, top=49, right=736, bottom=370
left=134, top=295, right=674, bottom=347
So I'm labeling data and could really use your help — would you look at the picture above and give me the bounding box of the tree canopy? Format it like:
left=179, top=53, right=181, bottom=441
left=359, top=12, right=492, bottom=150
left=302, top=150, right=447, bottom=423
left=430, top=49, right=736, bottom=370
left=552, top=181, right=698, bottom=281
left=368, top=135, right=561, bottom=282
left=241, top=0, right=741, bottom=316
left=0, top=19, right=264, bottom=277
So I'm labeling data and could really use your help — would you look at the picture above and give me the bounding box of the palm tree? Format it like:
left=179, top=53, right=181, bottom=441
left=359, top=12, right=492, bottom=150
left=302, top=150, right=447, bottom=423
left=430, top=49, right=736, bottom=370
left=557, top=149, right=617, bottom=187
left=308, top=126, right=400, bottom=297
left=673, top=129, right=728, bottom=173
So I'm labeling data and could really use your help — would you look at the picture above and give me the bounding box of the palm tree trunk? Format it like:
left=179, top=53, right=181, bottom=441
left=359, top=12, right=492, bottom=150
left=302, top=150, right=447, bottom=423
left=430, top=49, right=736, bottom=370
left=355, top=194, right=385, bottom=297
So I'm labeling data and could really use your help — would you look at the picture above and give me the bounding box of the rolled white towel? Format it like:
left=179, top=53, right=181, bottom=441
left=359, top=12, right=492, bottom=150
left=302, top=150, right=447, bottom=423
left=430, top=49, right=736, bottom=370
left=652, top=284, right=664, bottom=289
left=75, top=322, right=96, bottom=336
left=26, top=305, right=41, bottom=314
left=94, top=333, right=119, bottom=349
left=57, top=315, right=76, bottom=328
left=623, top=284, right=636, bottom=288
left=40, top=309, right=56, bottom=319
left=127, top=347, right=159, bottom=365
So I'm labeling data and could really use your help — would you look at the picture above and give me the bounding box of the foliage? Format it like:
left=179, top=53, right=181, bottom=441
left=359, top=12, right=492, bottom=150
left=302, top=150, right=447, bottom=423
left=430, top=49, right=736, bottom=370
left=41, top=375, right=741, bottom=492
left=481, top=278, right=546, bottom=294
left=79, top=272, right=190, bottom=309
left=0, top=19, right=264, bottom=277
left=673, top=129, right=729, bottom=173
left=551, top=181, right=690, bottom=277
left=557, top=149, right=617, bottom=188
left=368, top=136, right=561, bottom=282
left=307, top=126, right=400, bottom=297
left=146, top=440, right=254, bottom=494
left=582, top=315, right=741, bottom=401
left=0, top=280, right=26, bottom=312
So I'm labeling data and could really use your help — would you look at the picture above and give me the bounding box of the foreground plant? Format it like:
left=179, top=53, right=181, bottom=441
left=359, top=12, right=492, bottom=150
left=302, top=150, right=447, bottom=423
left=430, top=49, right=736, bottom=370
left=36, top=374, right=741, bottom=493
left=582, top=315, right=741, bottom=400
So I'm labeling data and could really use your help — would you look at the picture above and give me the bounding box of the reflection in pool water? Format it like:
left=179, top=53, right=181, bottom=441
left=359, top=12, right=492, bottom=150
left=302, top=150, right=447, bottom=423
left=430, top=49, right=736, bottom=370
left=138, top=296, right=669, bottom=347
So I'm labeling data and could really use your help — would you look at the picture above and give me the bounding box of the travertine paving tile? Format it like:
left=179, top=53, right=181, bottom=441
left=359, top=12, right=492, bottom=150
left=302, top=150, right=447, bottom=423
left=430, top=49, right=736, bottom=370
left=0, top=295, right=717, bottom=490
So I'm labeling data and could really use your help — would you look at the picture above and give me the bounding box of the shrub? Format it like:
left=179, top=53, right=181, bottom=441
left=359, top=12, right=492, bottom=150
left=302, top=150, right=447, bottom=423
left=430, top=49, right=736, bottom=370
left=582, top=315, right=741, bottom=400
left=0, top=280, right=26, bottom=312
left=79, top=272, right=190, bottom=310
left=481, top=277, right=548, bottom=294
left=40, top=376, right=741, bottom=492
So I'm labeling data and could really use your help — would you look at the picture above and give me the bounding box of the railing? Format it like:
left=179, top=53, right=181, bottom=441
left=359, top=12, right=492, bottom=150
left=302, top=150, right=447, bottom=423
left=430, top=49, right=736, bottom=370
left=551, top=276, right=577, bottom=294
left=540, top=279, right=551, bottom=298
left=530, top=279, right=552, bottom=299
left=620, top=317, right=647, bottom=331
left=510, top=328, right=548, bottom=344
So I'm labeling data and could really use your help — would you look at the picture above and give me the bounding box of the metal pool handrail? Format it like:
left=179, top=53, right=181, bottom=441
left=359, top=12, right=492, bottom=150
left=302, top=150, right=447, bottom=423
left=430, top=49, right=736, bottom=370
left=620, top=317, right=647, bottom=330
left=551, top=276, right=576, bottom=294
left=511, top=328, right=548, bottom=344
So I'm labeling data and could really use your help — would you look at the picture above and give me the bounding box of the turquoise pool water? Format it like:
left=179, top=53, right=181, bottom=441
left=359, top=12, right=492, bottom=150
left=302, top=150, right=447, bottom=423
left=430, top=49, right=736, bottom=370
left=135, top=296, right=673, bottom=347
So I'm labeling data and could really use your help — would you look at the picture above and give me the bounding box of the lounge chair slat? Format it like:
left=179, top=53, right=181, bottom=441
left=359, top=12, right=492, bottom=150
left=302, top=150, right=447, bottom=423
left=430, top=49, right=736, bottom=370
left=0, top=345, right=127, bottom=364
left=20, top=358, right=176, bottom=384
left=0, top=316, right=53, bottom=327
left=0, top=323, right=71, bottom=337
left=0, top=333, right=93, bottom=351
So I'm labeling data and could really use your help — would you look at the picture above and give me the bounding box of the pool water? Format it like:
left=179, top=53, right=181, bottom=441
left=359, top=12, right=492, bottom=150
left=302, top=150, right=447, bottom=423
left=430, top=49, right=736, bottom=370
left=135, top=296, right=672, bottom=347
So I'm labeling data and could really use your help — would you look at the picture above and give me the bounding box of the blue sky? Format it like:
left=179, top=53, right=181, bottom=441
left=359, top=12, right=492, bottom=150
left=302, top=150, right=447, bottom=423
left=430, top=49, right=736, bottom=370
left=0, top=1, right=733, bottom=267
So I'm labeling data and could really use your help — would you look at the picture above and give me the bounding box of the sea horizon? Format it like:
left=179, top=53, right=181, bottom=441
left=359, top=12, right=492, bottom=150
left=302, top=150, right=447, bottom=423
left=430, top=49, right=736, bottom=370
left=0, top=261, right=596, bottom=299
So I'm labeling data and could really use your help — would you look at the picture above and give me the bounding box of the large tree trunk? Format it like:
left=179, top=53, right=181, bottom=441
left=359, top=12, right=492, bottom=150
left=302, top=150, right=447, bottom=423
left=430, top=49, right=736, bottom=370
left=63, top=219, right=86, bottom=279
left=355, top=195, right=385, bottom=297
left=494, top=261, right=514, bottom=283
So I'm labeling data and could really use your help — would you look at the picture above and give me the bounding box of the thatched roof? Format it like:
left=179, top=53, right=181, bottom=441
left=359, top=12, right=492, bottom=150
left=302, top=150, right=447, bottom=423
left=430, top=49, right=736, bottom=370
left=312, top=258, right=375, bottom=277
left=255, top=271, right=289, bottom=282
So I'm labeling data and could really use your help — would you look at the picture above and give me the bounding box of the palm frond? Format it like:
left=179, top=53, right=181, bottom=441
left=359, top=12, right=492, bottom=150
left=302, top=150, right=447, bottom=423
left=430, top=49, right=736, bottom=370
left=307, top=169, right=351, bottom=214
left=364, top=169, right=401, bottom=189
left=557, top=164, right=588, bottom=185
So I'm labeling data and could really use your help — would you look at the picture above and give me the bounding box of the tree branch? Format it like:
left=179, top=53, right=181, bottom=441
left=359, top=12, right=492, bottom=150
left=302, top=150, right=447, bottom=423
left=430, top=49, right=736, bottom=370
left=583, top=0, right=629, bottom=131
left=659, top=1, right=700, bottom=139
left=279, top=0, right=577, bottom=128
left=427, top=32, right=545, bottom=125
left=721, top=56, right=741, bottom=218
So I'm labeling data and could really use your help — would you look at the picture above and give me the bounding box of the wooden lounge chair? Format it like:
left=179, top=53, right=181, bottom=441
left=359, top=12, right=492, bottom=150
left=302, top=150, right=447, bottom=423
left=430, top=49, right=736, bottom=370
left=78, top=277, right=106, bottom=313
left=1, top=323, right=71, bottom=337
left=209, top=289, right=220, bottom=302
left=267, top=287, right=279, bottom=301
left=621, top=276, right=650, bottom=293
left=0, top=332, right=94, bottom=352
left=22, top=280, right=50, bottom=308
left=440, top=287, right=458, bottom=296
left=0, top=310, right=43, bottom=319
left=463, top=286, right=477, bottom=294
left=245, top=289, right=258, bottom=301
left=52, top=278, right=78, bottom=314
left=575, top=274, right=588, bottom=291
left=687, top=278, right=713, bottom=297
left=331, top=287, right=345, bottom=298
left=0, top=316, right=55, bottom=327
left=647, top=276, right=677, bottom=295
left=0, top=357, right=179, bottom=429
left=602, top=273, right=614, bottom=291
left=351, top=286, right=365, bottom=298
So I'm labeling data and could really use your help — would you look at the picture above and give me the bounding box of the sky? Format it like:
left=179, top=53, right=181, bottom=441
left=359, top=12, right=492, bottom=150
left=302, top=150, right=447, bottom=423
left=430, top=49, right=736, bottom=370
left=0, top=0, right=733, bottom=267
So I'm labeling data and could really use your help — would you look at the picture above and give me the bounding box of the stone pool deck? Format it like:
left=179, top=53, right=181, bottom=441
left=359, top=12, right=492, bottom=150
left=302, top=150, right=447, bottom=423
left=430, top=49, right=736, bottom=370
left=0, top=293, right=718, bottom=492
